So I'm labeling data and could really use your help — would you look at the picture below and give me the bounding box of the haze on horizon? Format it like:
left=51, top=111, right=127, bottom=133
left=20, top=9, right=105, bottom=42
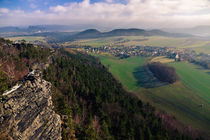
left=0, top=0, right=210, bottom=30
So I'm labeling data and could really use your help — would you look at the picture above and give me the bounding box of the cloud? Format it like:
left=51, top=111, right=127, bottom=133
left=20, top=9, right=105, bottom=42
left=50, top=5, right=67, bottom=12
left=106, top=0, right=113, bottom=3
left=0, top=0, right=210, bottom=29
left=30, top=3, right=37, bottom=9
left=0, top=8, right=9, bottom=14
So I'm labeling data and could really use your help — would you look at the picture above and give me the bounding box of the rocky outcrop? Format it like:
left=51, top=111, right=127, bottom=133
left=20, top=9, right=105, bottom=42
left=0, top=71, right=61, bottom=140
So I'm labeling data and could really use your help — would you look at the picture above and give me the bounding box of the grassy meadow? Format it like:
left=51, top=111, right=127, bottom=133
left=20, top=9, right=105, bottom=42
left=96, top=54, right=148, bottom=91
left=96, top=54, right=210, bottom=135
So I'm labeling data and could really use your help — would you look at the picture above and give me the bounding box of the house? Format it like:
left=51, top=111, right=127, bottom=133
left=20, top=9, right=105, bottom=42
left=175, top=54, right=180, bottom=61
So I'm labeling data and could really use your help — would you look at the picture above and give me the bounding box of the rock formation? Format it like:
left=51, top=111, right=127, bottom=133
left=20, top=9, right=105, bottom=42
left=0, top=71, right=61, bottom=140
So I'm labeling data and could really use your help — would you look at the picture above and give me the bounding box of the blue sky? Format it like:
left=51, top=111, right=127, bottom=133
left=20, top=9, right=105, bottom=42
left=0, top=0, right=84, bottom=11
left=0, top=0, right=126, bottom=11
left=0, top=0, right=210, bottom=28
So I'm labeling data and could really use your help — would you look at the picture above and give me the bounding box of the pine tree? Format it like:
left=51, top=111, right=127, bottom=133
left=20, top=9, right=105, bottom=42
left=146, top=127, right=153, bottom=140
left=139, top=128, right=144, bottom=140
left=101, top=120, right=112, bottom=140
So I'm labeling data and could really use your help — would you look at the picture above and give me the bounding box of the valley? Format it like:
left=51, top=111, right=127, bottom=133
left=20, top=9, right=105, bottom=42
left=1, top=0, right=210, bottom=139
left=95, top=54, right=210, bottom=137
left=1, top=28, right=210, bottom=140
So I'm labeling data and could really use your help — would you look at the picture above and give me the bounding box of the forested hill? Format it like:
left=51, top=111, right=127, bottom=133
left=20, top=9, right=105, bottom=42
left=43, top=49, right=196, bottom=140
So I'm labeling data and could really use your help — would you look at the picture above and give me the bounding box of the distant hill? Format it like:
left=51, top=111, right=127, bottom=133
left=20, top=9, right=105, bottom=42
left=163, top=25, right=210, bottom=37
left=104, top=28, right=147, bottom=36
left=71, top=28, right=147, bottom=40
left=74, top=29, right=101, bottom=38
left=0, top=25, right=193, bottom=42
left=0, top=25, right=75, bottom=33
left=0, top=25, right=80, bottom=37
left=57, top=28, right=192, bottom=42
left=0, top=26, right=25, bottom=33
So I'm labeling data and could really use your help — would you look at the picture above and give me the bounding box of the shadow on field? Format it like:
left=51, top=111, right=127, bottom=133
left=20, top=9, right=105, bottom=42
left=133, top=66, right=168, bottom=88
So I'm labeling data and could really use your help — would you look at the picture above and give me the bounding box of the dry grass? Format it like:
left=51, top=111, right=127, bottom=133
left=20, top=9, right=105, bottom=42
left=150, top=56, right=175, bottom=63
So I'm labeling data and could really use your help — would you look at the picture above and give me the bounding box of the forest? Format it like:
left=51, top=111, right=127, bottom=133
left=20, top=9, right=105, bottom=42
left=148, top=62, right=179, bottom=84
left=43, top=49, right=196, bottom=140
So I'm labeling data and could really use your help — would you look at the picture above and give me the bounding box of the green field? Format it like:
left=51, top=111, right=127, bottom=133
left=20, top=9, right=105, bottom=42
left=96, top=55, right=148, bottom=91
left=7, top=36, right=46, bottom=42
left=96, top=54, right=210, bottom=135
left=65, top=36, right=210, bottom=53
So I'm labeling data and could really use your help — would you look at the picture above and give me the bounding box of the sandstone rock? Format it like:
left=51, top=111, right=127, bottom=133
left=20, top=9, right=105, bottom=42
left=0, top=73, right=62, bottom=140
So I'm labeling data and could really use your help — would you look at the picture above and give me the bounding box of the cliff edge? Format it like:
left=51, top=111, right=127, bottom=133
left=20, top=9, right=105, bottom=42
left=0, top=71, right=61, bottom=140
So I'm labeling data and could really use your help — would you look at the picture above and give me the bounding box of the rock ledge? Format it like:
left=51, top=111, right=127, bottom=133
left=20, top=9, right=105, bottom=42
left=0, top=71, right=61, bottom=140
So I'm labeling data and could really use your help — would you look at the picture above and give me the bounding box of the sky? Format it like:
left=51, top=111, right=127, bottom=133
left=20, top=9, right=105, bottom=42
left=0, top=0, right=210, bottom=29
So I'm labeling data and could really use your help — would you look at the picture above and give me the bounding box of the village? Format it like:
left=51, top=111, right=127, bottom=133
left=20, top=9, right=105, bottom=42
left=67, top=44, right=210, bottom=69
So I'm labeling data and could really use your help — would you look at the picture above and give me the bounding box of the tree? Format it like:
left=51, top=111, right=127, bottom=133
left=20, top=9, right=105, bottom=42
left=138, top=128, right=144, bottom=140
left=101, top=120, right=112, bottom=140
left=145, top=127, right=153, bottom=140
left=0, top=67, right=8, bottom=94
left=84, top=122, right=97, bottom=140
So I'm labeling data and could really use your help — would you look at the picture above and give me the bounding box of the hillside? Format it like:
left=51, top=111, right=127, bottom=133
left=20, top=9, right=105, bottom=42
left=0, top=39, right=202, bottom=139
left=43, top=49, right=196, bottom=140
